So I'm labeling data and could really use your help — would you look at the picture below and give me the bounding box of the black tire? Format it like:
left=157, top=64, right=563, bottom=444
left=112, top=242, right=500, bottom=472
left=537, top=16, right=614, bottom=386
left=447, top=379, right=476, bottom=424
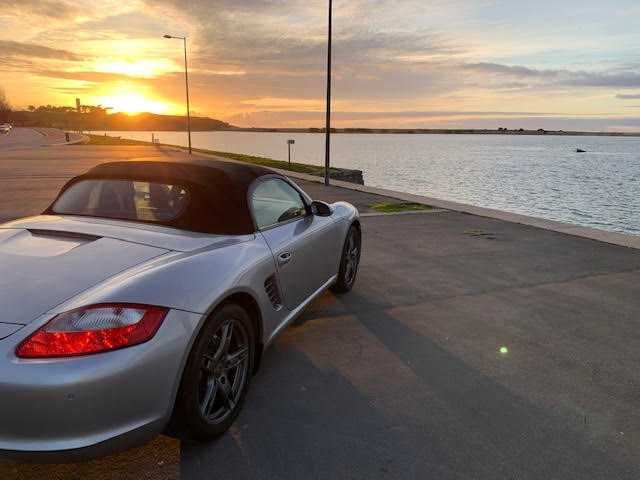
left=331, top=224, right=361, bottom=293
left=170, top=303, right=255, bottom=441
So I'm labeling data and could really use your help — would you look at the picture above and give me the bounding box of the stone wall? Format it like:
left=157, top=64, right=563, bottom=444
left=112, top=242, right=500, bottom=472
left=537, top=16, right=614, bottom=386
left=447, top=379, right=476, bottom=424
left=329, top=168, right=364, bottom=185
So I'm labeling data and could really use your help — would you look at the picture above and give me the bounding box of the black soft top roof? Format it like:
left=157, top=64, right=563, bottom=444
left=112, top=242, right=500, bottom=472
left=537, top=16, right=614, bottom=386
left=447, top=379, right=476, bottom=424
left=47, top=158, right=281, bottom=235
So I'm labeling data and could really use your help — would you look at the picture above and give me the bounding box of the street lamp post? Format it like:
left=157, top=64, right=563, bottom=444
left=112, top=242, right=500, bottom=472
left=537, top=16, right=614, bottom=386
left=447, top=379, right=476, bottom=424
left=324, top=0, right=333, bottom=186
left=163, top=34, right=192, bottom=154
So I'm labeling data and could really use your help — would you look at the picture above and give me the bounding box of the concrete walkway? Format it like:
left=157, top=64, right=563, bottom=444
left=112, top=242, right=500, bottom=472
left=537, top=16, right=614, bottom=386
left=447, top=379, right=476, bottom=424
left=0, top=128, right=85, bottom=150
left=2, top=146, right=640, bottom=479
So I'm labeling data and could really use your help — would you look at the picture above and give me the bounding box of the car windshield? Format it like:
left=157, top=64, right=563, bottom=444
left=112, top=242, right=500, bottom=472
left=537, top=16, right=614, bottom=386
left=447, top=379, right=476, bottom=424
left=51, top=179, right=189, bottom=223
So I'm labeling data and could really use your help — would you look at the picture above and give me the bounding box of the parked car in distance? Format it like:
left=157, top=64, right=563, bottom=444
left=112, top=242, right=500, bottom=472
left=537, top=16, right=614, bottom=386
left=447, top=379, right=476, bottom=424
left=0, top=123, right=12, bottom=134
left=0, top=158, right=361, bottom=461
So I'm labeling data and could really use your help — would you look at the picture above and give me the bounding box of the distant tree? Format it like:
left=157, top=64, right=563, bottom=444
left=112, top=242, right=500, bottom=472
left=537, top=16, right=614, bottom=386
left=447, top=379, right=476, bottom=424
left=84, top=105, right=108, bottom=115
left=28, top=105, right=36, bottom=112
left=0, top=88, right=12, bottom=123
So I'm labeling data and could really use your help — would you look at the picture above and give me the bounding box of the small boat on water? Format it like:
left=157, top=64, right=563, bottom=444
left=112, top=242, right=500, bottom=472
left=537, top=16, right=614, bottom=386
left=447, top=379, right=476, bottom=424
left=576, top=148, right=586, bottom=153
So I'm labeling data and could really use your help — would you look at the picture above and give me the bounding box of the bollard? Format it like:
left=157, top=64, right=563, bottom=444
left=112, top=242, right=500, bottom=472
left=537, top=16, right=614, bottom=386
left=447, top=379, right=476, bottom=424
left=65, top=132, right=70, bottom=142
left=287, top=139, right=295, bottom=165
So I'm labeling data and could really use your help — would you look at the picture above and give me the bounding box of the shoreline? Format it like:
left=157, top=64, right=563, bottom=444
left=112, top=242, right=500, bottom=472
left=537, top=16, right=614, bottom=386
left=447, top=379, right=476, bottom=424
left=228, top=128, right=640, bottom=137
left=89, top=128, right=640, bottom=137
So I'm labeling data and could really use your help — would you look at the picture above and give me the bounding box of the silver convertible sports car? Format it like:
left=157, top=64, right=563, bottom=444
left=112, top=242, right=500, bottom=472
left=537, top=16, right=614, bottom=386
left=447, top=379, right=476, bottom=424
left=0, top=158, right=361, bottom=460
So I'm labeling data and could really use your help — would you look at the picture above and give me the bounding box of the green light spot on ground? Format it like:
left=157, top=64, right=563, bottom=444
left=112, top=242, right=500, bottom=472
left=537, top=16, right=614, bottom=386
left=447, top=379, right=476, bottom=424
left=499, top=346, right=509, bottom=355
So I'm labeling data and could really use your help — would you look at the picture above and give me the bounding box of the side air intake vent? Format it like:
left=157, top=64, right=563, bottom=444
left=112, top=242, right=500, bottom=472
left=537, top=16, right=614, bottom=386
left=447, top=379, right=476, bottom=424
left=264, top=274, right=283, bottom=310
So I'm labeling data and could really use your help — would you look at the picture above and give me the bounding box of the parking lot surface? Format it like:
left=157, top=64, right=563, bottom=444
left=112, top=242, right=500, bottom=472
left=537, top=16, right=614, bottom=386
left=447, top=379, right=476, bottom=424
left=2, top=146, right=640, bottom=479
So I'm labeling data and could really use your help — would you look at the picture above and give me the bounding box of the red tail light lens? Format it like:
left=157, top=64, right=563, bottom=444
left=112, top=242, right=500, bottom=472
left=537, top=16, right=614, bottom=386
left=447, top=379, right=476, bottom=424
left=16, top=304, right=168, bottom=358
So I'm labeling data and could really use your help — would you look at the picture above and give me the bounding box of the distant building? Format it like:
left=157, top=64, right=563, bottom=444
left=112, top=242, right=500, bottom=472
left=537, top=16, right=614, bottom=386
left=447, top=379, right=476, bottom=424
left=76, top=98, right=81, bottom=113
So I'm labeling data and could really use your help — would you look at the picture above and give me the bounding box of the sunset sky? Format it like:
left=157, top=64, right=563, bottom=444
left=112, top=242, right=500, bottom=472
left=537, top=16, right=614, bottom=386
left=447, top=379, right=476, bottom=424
left=2, top=0, right=640, bottom=130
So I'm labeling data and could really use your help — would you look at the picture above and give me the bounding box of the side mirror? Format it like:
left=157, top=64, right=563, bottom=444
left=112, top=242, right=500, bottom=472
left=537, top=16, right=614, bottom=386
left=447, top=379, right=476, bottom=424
left=311, top=200, right=333, bottom=217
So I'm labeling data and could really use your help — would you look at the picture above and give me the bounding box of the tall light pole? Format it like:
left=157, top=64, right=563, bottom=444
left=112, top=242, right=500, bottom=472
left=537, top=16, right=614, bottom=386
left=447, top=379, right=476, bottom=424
left=163, top=34, right=192, bottom=154
left=324, top=0, right=333, bottom=186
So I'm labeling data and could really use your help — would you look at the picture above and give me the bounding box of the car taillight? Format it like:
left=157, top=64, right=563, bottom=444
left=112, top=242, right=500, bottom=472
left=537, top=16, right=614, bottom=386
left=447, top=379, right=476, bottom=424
left=16, top=304, right=168, bottom=358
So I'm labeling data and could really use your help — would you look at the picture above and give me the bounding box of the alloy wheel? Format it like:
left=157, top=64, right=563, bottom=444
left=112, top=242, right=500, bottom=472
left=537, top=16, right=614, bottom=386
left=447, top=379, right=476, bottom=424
left=198, top=318, right=250, bottom=424
left=343, top=230, right=360, bottom=286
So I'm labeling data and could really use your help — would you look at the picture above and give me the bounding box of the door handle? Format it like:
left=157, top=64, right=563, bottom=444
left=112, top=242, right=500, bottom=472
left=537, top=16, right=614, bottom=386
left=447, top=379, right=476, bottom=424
left=278, top=252, right=292, bottom=265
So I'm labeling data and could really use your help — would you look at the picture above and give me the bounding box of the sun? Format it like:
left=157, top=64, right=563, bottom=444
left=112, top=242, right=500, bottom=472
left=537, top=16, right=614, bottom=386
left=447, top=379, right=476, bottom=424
left=94, top=86, right=175, bottom=115
left=104, top=93, right=169, bottom=115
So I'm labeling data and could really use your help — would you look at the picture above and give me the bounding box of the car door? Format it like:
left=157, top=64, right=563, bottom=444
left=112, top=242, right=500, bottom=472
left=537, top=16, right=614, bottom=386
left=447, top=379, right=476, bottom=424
left=250, top=177, right=339, bottom=310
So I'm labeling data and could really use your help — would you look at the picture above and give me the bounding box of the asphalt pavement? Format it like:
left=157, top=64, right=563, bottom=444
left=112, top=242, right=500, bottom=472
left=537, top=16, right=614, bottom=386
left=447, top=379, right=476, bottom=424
left=0, top=128, right=49, bottom=149
left=0, top=128, right=85, bottom=149
left=2, top=145, right=640, bottom=479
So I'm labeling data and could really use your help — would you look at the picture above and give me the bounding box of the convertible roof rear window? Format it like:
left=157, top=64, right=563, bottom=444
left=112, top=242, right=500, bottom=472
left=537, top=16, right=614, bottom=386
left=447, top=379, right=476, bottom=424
left=45, top=159, right=283, bottom=235
left=52, top=179, right=189, bottom=224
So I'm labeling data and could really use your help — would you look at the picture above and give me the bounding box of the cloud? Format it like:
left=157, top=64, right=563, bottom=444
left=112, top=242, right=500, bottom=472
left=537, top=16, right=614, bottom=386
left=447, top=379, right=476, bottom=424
left=74, top=11, right=173, bottom=37
left=137, top=0, right=640, bottom=120
left=134, top=0, right=471, bottom=110
left=233, top=109, right=543, bottom=119
left=616, top=93, right=640, bottom=99
left=226, top=109, right=572, bottom=127
left=464, top=62, right=640, bottom=89
left=5, top=0, right=640, bottom=131
left=3, top=0, right=79, bottom=19
left=0, top=40, right=82, bottom=61
left=144, top=0, right=463, bottom=73
left=0, top=56, right=38, bottom=72
left=226, top=108, right=640, bottom=130
left=51, top=85, right=94, bottom=93
left=463, top=63, right=557, bottom=78
left=33, top=69, right=156, bottom=84
left=567, top=72, right=640, bottom=88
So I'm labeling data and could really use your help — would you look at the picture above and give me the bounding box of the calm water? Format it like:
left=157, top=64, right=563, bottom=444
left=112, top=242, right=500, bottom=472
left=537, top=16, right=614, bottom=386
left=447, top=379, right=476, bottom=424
left=96, top=131, right=640, bottom=235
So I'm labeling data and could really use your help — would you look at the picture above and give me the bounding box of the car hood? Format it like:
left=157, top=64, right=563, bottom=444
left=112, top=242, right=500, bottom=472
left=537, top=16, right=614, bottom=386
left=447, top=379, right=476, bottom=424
left=0, top=228, right=168, bottom=325
left=1, top=215, right=243, bottom=252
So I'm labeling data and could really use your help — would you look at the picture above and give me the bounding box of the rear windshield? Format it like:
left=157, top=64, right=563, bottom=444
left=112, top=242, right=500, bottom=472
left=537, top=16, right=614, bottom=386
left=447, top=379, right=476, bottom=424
left=52, top=179, right=189, bottom=223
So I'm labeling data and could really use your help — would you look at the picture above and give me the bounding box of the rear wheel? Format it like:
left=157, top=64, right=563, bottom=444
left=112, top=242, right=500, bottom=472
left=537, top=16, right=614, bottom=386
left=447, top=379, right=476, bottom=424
left=171, top=303, right=254, bottom=441
left=331, top=224, right=361, bottom=293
